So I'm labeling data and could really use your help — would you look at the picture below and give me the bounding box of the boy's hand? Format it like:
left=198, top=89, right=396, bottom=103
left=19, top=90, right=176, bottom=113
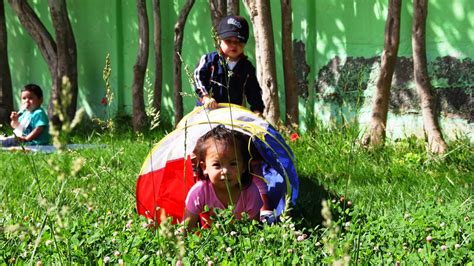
left=203, top=96, right=218, bottom=109
left=10, top=111, right=19, bottom=122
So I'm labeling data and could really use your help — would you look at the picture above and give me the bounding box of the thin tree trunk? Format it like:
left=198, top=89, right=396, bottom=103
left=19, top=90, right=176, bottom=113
left=227, top=0, right=239, bottom=15
left=210, top=0, right=226, bottom=29
left=243, top=0, right=262, bottom=85
left=48, top=0, right=78, bottom=122
left=173, top=0, right=195, bottom=126
left=0, top=0, right=13, bottom=124
left=132, top=0, right=149, bottom=132
left=8, top=0, right=58, bottom=119
left=249, top=0, right=280, bottom=125
left=363, top=0, right=401, bottom=147
left=412, top=0, right=447, bottom=154
left=281, top=0, right=298, bottom=127
left=152, top=0, right=162, bottom=113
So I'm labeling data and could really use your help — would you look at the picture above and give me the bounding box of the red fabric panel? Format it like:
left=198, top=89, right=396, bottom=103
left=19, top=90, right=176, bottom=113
left=136, top=156, right=195, bottom=223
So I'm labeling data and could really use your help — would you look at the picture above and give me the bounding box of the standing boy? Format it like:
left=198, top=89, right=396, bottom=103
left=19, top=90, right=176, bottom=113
left=193, top=15, right=265, bottom=115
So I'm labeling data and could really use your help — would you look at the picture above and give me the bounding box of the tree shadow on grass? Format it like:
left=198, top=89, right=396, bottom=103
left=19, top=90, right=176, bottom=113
left=291, top=175, right=338, bottom=229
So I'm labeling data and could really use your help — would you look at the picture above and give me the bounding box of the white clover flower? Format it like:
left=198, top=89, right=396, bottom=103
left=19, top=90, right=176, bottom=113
left=103, top=256, right=110, bottom=264
left=404, top=213, right=410, bottom=220
left=226, top=247, right=232, bottom=254
left=455, top=243, right=461, bottom=249
left=230, top=231, right=237, bottom=236
left=315, top=241, right=321, bottom=247
left=441, top=245, right=447, bottom=251
left=45, top=240, right=53, bottom=246
left=439, top=222, right=445, bottom=227
left=125, top=220, right=133, bottom=229
left=111, top=238, right=116, bottom=244
left=426, top=235, right=432, bottom=242
left=176, top=260, right=183, bottom=266
left=114, top=251, right=121, bottom=257
left=36, top=261, right=42, bottom=266
left=259, top=237, right=264, bottom=243
left=118, top=259, right=124, bottom=266
left=297, top=235, right=306, bottom=242
left=418, top=248, right=423, bottom=253
left=287, top=249, right=294, bottom=253
left=344, top=221, right=351, bottom=227
left=207, top=261, right=214, bottom=266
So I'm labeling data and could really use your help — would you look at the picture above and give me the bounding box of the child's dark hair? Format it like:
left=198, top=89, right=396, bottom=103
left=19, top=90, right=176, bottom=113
left=193, top=125, right=252, bottom=187
left=22, top=84, right=43, bottom=99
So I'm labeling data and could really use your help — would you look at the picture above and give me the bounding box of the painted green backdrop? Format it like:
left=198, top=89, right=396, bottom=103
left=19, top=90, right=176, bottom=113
left=5, top=0, right=473, bottom=136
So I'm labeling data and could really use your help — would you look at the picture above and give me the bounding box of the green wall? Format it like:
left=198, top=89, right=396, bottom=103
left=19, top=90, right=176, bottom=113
left=5, top=0, right=473, bottom=137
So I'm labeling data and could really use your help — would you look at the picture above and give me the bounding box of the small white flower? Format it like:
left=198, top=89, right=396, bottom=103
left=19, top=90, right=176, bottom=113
left=230, top=231, right=237, bottom=236
left=111, top=238, right=116, bottom=244
left=176, top=260, right=183, bottom=266
left=207, top=261, right=214, bottom=266
left=373, top=246, right=379, bottom=251
left=259, top=237, right=264, bottom=243
left=441, top=245, right=447, bottom=251
left=114, top=250, right=121, bottom=257
left=125, top=220, right=133, bottom=229
left=439, top=222, right=445, bottom=227
left=287, top=249, right=293, bottom=253
left=45, top=240, right=53, bottom=246
left=418, top=248, right=423, bottom=253
left=226, top=247, right=232, bottom=253
left=36, top=261, right=42, bottom=266
left=103, top=256, right=110, bottom=264
left=454, top=243, right=461, bottom=249
left=426, top=235, right=432, bottom=242
left=315, top=241, right=321, bottom=247
left=344, top=221, right=351, bottom=227
left=297, top=235, right=306, bottom=242
left=404, top=213, right=410, bottom=219
left=113, top=231, right=118, bottom=236
left=118, top=259, right=124, bottom=265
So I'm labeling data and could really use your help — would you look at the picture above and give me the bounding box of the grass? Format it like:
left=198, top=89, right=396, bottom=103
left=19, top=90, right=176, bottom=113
left=0, top=123, right=472, bottom=264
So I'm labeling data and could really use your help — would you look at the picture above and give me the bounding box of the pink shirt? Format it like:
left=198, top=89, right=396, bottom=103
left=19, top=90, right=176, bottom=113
left=185, top=179, right=263, bottom=220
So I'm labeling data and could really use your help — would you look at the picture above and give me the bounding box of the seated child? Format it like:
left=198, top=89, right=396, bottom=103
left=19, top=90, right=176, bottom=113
left=184, top=126, right=263, bottom=231
left=1, top=84, right=50, bottom=147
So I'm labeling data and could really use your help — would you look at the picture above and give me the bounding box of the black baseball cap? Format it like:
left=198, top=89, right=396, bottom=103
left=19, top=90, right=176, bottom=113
left=217, top=15, right=249, bottom=44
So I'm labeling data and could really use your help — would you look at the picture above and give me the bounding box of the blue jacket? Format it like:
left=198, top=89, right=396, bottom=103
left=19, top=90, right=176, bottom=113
left=194, top=51, right=264, bottom=113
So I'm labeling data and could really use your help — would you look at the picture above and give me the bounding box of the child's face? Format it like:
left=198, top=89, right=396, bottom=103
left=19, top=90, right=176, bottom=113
left=220, top=37, right=245, bottom=60
left=201, top=139, right=245, bottom=190
left=21, top=90, right=43, bottom=112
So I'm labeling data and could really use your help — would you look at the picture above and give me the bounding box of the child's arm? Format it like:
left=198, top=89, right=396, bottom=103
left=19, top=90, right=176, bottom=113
left=183, top=209, right=200, bottom=232
left=18, top=126, right=45, bottom=142
left=10, top=111, right=19, bottom=129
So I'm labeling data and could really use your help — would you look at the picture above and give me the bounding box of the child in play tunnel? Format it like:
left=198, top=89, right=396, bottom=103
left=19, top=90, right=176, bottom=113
left=184, top=126, right=263, bottom=231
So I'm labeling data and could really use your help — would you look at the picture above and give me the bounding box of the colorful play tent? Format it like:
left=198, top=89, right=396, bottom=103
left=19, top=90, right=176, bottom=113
left=136, top=104, right=299, bottom=223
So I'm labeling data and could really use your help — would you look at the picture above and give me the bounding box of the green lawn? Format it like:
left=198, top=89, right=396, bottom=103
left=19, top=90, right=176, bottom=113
left=0, top=125, right=472, bottom=264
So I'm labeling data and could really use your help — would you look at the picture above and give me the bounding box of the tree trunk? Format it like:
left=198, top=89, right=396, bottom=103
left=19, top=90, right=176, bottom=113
left=132, top=0, right=149, bottom=132
left=0, top=0, right=13, bottom=124
left=48, top=0, right=78, bottom=123
left=8, top=0, right=58, bottom=118
left=210, top=0, right=226, bottom=29
left=362, top=0, right=401, bottom=147
left=227, top=0, right=239, bottom=15
left=412, top=0, right=447, bottom=154
left=281, top=0, right=298, bottom=127
left=8, top=0, right=78, bottom=126
left=243, top=0, right=262, bottom=85
left=152, top=0, right=162, bottom=113
left=247, top=0, right=280, bottom=125
left=173, top=0, right=195, bottom=126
